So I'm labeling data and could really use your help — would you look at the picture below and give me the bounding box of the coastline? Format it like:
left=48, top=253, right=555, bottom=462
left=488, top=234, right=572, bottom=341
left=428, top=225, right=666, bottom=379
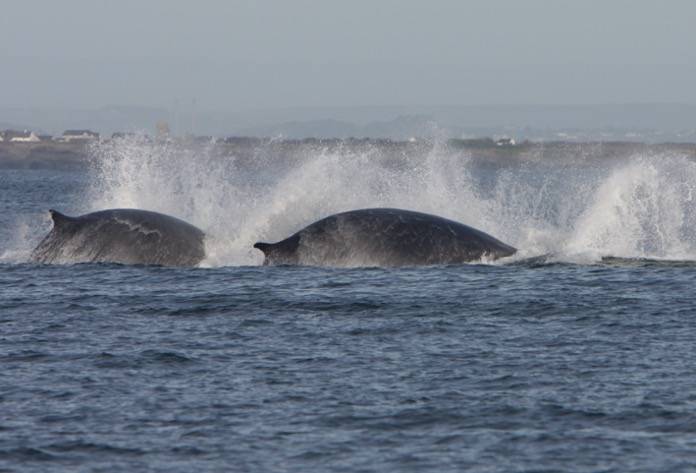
left=0, top=141, right=92, bottom=169
left=1, top=138, right=696, bottom=170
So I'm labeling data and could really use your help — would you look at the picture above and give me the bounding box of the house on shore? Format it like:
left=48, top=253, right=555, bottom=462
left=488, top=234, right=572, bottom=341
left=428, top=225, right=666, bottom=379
left=495, top=137, right=516, bottom=147
left=60, top=130, right=100, bottom=142
left=3, top=130, right=41, bottom=143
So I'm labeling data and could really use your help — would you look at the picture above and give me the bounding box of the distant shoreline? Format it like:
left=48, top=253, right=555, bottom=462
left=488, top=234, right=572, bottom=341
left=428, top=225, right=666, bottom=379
left=1, top=138, right=696, bottom=170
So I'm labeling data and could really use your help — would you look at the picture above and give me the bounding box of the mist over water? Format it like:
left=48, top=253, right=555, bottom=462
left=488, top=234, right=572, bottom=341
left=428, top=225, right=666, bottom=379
left=79, top=136, right=696, bottom=266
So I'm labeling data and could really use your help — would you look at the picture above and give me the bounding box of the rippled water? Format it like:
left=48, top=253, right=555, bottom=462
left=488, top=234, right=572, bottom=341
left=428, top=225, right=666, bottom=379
left=3, top=143, right=696, bottom=471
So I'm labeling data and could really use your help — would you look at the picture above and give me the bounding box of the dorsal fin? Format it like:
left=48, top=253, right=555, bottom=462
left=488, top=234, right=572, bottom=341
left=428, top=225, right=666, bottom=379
left=253, top=242, right=272, bottom=254
left=49, top=209, right=76, bottom=229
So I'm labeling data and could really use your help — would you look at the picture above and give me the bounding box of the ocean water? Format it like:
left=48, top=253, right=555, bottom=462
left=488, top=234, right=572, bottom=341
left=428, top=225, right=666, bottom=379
left=3, top=139, right=696, bottom=472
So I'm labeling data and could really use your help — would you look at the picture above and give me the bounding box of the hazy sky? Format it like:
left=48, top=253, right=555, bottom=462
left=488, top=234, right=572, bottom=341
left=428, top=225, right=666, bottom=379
left=2, top=0, right=696, bottom=109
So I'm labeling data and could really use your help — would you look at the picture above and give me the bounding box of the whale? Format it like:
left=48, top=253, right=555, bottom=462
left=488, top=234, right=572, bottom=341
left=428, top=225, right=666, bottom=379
left=253, top=208, right=516, bottom=267
left=31, top=208, right=205, bottom=266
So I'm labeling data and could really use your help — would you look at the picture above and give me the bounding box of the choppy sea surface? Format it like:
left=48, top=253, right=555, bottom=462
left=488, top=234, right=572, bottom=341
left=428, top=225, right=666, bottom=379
left=3, top=140, right=696, bottom=472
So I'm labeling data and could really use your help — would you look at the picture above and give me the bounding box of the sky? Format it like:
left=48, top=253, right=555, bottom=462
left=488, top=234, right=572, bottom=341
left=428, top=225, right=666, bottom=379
left=1, top=0, right=696, bottom=110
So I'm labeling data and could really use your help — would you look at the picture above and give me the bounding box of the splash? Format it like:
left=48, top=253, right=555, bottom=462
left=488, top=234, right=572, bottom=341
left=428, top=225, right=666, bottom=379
left=82, top=136, right=696, bottom=266
left=564, top=156, right=696, bottom=260
left=0, top=218, right=40, bottom=263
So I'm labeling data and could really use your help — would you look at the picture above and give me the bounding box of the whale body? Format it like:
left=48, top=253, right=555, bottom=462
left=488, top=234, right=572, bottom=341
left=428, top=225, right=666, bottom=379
left=254, top=208, right=516, bottom=267
left=31, top=209, right=205, bottom=266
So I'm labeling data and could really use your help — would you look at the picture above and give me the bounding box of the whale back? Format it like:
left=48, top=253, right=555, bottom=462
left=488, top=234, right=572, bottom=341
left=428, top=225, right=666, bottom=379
left=49, top=209, right=78, bottom=229
left=253, top=234, right=301, bottom=266
left=31, top=209, right=206, bottom=266
left=254, top=208, right=516, bottom=267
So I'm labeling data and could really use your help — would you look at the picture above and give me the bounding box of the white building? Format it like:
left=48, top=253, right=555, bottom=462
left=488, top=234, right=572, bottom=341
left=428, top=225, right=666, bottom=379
left=62, top=130, right=100, bottom=142
left=9, top=131, right=40, bottom=143
left=495, top=137, right=516, bottom=147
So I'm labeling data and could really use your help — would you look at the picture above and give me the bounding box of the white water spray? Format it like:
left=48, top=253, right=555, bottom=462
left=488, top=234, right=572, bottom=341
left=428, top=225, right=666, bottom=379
left=7, top=136, right=696, bottom=266
left=564, top=156, right=696, bottom=260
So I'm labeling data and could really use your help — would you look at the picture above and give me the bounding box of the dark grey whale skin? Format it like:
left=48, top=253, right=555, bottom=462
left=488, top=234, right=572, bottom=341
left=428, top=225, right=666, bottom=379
left=254, top=208, right=516, bottom=267
left=31, top=209, right=205, bottom=266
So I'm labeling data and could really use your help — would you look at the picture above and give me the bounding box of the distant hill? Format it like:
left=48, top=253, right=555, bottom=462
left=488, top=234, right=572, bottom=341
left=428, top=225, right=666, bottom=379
left=2, top=103, right=696, bottom=142
left=212, top=103, right=696, bottom=141
left=239, top=118, right=361, bottom=139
